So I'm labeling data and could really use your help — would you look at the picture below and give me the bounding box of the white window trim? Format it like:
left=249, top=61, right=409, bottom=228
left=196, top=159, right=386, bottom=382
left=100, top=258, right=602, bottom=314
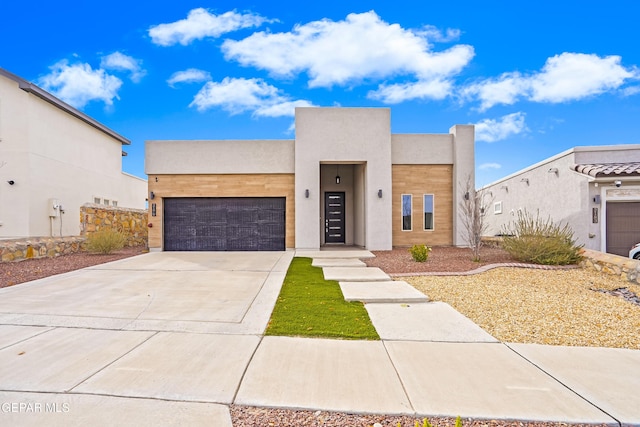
left=494, top=201, right=503, bottom=215
left=401, top=194, right=412, bottom=231
left=423, top=194, right=435, bottom=231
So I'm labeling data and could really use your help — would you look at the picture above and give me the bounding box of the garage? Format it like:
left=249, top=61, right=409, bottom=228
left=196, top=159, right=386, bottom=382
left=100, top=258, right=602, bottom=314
left=163, top=197, right=286, bottom=251
left=606, top=201, right=640, bottom=256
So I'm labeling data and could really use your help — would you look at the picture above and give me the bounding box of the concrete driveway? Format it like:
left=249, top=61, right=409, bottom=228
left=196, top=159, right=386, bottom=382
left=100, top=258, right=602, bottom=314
left=0, top=251, right=293, bottom=426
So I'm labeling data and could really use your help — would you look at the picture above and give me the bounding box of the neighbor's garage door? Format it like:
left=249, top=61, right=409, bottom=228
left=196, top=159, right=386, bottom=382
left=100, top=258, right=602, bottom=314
left=606, top=202, right=640, bottom=256
left=163, top=197, right=285, bottom=251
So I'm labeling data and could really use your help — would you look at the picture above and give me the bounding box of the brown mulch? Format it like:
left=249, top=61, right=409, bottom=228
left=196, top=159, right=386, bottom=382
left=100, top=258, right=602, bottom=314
left=0, top=246, right=147, bottom=288
left=365, top=246, right=516, bottom=274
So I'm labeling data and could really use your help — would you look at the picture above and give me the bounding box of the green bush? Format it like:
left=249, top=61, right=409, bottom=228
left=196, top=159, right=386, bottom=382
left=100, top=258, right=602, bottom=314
left=85, top=229, right=126, bottom=254
left=501, top=210, right=583, bottom=265
left=409, top=244, right=432, bottom=262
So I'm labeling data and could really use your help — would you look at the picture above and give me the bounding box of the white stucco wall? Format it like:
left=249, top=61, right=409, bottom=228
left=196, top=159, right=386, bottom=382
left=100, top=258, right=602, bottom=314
left=145, top=139, right=295, bottom=175
left=481, top=145, right=640, bottom=252
left=294, top=107, right=393, bottom=250
left=0, top=71, right=146, bottom=238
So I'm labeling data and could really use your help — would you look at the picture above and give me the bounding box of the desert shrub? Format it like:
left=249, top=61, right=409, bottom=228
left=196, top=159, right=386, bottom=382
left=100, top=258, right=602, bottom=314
left=85, top=229, right=126, bottom=254
left=409, top=244, right=432, bottom=262
left=501, top=210, right=583, bottom=265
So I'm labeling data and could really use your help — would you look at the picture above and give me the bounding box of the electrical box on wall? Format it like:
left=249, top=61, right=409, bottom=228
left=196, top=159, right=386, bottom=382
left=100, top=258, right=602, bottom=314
left=48, top=198, right=60, bottom=217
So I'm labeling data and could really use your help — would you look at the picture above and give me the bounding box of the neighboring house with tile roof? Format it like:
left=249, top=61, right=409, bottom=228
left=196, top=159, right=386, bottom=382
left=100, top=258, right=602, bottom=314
left=0, top=67, right=147, bottom=239
left=480, top=145, right=640, bottom=256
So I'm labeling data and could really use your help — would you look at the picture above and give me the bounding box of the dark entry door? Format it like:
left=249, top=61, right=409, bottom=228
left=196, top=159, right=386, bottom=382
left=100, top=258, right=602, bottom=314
left=325, top=192, right=345, bottom=244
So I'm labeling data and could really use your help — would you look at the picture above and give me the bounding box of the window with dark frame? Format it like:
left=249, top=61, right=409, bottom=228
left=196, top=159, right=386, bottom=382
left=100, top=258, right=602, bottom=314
left=423, top=194, right=434, bottom=230
left=402, top=194, right=412, bottom=231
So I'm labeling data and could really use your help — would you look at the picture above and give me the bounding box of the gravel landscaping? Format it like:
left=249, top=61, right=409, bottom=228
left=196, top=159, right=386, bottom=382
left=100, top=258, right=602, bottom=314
left=0, top=246, right=146, bottom=288
left=408, top=267, right=640, bottom=350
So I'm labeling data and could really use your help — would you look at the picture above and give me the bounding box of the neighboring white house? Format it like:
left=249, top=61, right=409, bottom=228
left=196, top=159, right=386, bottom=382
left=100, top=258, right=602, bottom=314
left=0, top=67, right=147, bottom=239
left=481, top=145, right=640, bottom=256
left=145, top=107, right=475, bottom=251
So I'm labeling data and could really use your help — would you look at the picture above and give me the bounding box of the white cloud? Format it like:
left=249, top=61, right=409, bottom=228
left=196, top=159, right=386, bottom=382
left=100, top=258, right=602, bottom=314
left=622, top=85, right=640, bottom=96
left=149, top=8, right=271, bottom=46
left=222, top=10, right=474, bottom=100
left=478, top=162, right=502, bottom=170
left=38, top=60, right=122, bottom=109
left=474, top=112, right=527, bottom=143
left=100, top=52, right=146, bottom=83
left=464, top=53, right=639, bottom=110
left=368, top=79, right=452, bottom=103
left=167, top=68, right=212, bottom=87
left=189, top=77, right=314, bottom=117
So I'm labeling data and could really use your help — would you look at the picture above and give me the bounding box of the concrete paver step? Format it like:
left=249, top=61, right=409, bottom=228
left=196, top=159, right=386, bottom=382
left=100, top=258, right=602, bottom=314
left=340, top=280, right=429, bottom=303
left=296, top=250, right=374, bottom=259
left=322, top=266, right=390, bottom=282
left=312, top=258, right=367, bottom=268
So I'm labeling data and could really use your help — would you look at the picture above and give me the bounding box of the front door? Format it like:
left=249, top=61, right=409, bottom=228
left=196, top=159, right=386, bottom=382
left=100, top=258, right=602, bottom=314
left=325, top=192, right=345, bottom=244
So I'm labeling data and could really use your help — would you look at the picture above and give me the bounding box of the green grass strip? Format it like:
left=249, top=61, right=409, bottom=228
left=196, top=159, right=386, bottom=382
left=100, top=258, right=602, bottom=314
left=265, top=257, right=379, bottom=340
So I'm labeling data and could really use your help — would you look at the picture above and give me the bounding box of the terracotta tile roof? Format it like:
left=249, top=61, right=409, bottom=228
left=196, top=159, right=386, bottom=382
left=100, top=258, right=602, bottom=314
left=572, top=163, right=640, bottom=178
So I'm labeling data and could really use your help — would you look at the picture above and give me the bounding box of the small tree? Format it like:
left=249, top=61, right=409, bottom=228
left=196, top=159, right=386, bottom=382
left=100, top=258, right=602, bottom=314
left=459, top=176, right=492, bottom=261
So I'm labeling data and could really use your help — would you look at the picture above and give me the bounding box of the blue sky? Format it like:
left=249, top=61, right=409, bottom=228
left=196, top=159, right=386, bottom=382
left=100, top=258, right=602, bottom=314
left=2, top=1, right=639, bottom=186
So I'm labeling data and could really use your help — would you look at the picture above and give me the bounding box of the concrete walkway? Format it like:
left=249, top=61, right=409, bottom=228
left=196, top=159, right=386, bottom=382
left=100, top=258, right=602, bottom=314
left=0, top=250, right=638, bottom=426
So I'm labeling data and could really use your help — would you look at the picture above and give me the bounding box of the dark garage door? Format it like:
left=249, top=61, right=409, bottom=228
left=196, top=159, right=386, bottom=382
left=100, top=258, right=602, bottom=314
left=164, top=197, right=286, bottom=251
left=606, top=201, right=640, bottom=256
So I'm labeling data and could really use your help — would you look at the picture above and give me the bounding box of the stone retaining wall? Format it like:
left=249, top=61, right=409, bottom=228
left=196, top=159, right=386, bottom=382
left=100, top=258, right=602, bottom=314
left=1, top=205, right=148, bottom=263
left=0, top=236, right=86, bottom=262
left=80, top=204, right=148, bottom=247
left=580, top=248, right=640, bottom=285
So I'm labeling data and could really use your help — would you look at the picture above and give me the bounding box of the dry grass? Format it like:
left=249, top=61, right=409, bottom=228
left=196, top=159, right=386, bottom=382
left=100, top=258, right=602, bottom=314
left=407, top=268, right=640, bottom=349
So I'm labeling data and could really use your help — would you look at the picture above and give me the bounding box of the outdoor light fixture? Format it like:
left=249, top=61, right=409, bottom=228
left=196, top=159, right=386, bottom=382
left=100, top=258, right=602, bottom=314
left=548, top=168, right=559, bottom=175
left=521, top=178, right=529, bottom=185
left=7, top=180, right=15, bottom=185
left=500, top=185, right=508, bottom=192
left=150, top=191, right=155, bottom=199
left=464, top=192, right=470, bottom=200
left=378, top=189, right=383, bottom=198
left=305, top=189, right=310, bottom=198
left=335, top=165, right=341, bottom=184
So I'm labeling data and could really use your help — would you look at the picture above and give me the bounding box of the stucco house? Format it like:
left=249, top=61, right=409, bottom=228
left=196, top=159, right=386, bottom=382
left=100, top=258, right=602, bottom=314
left=481, top=145, right=640, bottom=256
left=146, top=107, right=474, bottom=251
left=0, top=68, right=147, bottom=239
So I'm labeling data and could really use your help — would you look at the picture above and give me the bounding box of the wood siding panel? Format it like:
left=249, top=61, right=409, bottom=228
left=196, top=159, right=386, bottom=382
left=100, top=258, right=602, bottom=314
left=392, top=165, right=453, bottom=247
left=148, top=174, right=295, bottom=249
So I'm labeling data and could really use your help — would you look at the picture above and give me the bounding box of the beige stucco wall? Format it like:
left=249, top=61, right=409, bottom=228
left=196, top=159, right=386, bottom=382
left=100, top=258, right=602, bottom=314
left=391, top=134, right=454, bottom=164
left=294, top=107, right=393, bottom=250
left=145, top=140, right=295, bottom=174
left=0, top=72, right=147, bottom=239
left=147, top=174, right=295, bottom=250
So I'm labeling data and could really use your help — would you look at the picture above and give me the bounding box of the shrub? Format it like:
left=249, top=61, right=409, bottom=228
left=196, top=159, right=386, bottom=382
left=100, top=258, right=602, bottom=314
left=85, top=229, right=126, bottom=254
left=501, top=210, right=583, bottom=265
left=409, top=244, right=431, bottom=262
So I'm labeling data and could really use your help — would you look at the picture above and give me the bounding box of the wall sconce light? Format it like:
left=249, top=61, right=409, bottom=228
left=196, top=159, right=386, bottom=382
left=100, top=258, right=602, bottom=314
left=335, top=165, right=341, bottom=184
left=500, top=185, right=508, bottom=192
left=305, top=189, right=310, bottom=198
left=378, top=189, right=383, bottom=198
left=7, top=180, right=15, bottom=185
left=155, top=177, right=158, bottom=182
left=150, top=191, right=155, bottom=200
left=464, top=192, right=470, bottom=200
left=520, top=178, right=529, bottom=185
left=548, top=168, right=559, bottom=175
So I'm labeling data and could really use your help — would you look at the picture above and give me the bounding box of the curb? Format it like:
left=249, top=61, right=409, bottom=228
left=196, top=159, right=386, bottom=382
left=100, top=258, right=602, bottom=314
left=389, top=263, right=580, bottom=277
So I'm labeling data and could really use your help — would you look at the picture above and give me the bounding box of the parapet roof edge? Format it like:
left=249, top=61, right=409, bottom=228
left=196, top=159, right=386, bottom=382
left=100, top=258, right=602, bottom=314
left=479, top=144, right=640, bottom=190
left=0, top=67, right=130, bottom=145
